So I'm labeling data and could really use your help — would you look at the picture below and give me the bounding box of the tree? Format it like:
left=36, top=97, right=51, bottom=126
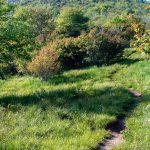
left=0, top=0, right=15, bottom=79
left=56, top=7, right=89, bottom=37
left=0, top=3, right=56, bottom=78
left=14, top=6, right=54, bottom=41
left=0, top=2, right=37, bottom=77
left=0, top=0, right=15, bottom=21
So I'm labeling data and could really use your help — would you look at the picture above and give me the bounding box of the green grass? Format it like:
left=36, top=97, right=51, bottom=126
left=113, top=60, right=150, bottom=150
left=0, top=57, right=150, bottom=150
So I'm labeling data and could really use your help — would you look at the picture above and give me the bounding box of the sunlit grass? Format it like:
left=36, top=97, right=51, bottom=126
left=0, top=58, right=150, bottom=149
left=113, top=60, right=150, bottom=150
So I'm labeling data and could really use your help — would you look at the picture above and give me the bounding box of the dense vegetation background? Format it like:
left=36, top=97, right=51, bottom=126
left=0, top=0, right=149, bottom=79
left=0, top=0, right=150, bottom=149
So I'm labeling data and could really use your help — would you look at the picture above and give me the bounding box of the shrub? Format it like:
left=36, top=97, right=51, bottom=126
left=52, top=27, right=128, bottom=68
left=0, top=62, right=18, bottom=79
left=0, top=63, right=7, bottom=79
left=99, top=15, right=141, bottom=43
left=29, top=26, right=131, bottom=76
left=85, top=27, right=127, bottom=65
left=132, top=30, right=150, bottom=56
left=56, top=7, right=89, bottom=37
left=27, top=46, right=60, bottom=80
left=130, top=14, right=149, bottom=57
left=52, top=34, right=89, bottom=69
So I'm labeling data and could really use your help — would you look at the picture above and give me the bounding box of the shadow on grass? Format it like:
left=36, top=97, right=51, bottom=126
left=47, top=72, right=92, bottom=85
left=0, top=86, right=140, bottom=117
left=117, top=58, right=140, bottom=66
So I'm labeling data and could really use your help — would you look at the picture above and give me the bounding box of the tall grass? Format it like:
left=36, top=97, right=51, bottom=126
left=0, top=57, right=150, bottom=149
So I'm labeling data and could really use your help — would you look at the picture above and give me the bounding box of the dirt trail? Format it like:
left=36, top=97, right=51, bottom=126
left=96, top=117, right=125, bottom=150
left=95, top=89, right=142, bottom=150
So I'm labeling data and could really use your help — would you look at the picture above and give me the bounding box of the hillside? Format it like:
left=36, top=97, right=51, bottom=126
left=0, top=53, right=150, bottom=149
left=0, top=0, right=150, bottom=149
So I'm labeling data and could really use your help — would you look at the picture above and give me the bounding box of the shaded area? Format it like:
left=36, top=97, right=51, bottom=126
left=117, top=58, right=140, bottom=66
left=117, top=58, right=141, bottom=66
left=0, top=85, right=145, bottom=149
left=47, top=72, right=92, bottom=85
left=0, top=86, right=133, bottom=116
left=105, top=117, right=125, bottom=133
left=0, top=83, right=138, bottom=149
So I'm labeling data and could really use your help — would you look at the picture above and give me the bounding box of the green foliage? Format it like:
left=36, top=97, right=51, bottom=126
left=0, top=4, right=55, bottom=77
left=52, top=34, right=88, bottom=69
left=132, top=30, right=150, bottom=56
left=51, top=26, right=129, bottom=69
left=129, top=14, right=149, bottom=56
left=27, top=46, right=60, bottom=80
left=85, top=28, right=127, bottom=65
left=106, top=15, right=138, bottom=42
left=0, top=63, right=8, bottom=79
left=0, top=0, right=15, bottom=21
left=14, top=5, right=54, bottom=41
left=0, top=0, right=150, bottom=149
left=0, top=0, right=16, bottom=78
left=0, top=16, right=37, bottom=74
left=37, top=24, right=133, bottom=74
left=31, top=6, right=54, bottom=38
left=1, top=0, right=149, bottom=77
left=56, top=7, right=89, bottom=37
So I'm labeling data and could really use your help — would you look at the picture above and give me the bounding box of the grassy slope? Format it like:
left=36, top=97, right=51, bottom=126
left=0, top=57, right=150, bottom=149
left=114, top=59, right=150, bottom=150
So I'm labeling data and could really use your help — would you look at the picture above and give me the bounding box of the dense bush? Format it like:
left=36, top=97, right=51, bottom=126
left=110, top=15, right=136, bottom=41
left=27, top=46, right=60, bottom=80
left=130, top=14, right=149, bottom=56
left=0, top=62, right=18, bottom=79
left=52, top=34, right=89, bottom=69
left=51, top=27, right=128, bottom=69
left=0, top=64, right=8, bottom=79
left=1, top=0, right=149, bottom=78
left=0, top=3, right=40, bottom=77
left=84, top=28, right=128, bottom=65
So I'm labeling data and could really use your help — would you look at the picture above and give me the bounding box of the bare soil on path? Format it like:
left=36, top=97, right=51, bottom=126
left=96, top=117, right=125, bottom=150
left=95, top=88, right=142, bottom=150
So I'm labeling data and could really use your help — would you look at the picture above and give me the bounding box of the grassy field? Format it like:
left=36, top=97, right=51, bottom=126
left=0, top=56, right=150, bottom=149
left=114, top=59, right=150, bottom=150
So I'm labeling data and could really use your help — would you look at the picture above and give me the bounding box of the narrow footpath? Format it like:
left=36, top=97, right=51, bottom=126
left=95, top=88, right=142, bottom=150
